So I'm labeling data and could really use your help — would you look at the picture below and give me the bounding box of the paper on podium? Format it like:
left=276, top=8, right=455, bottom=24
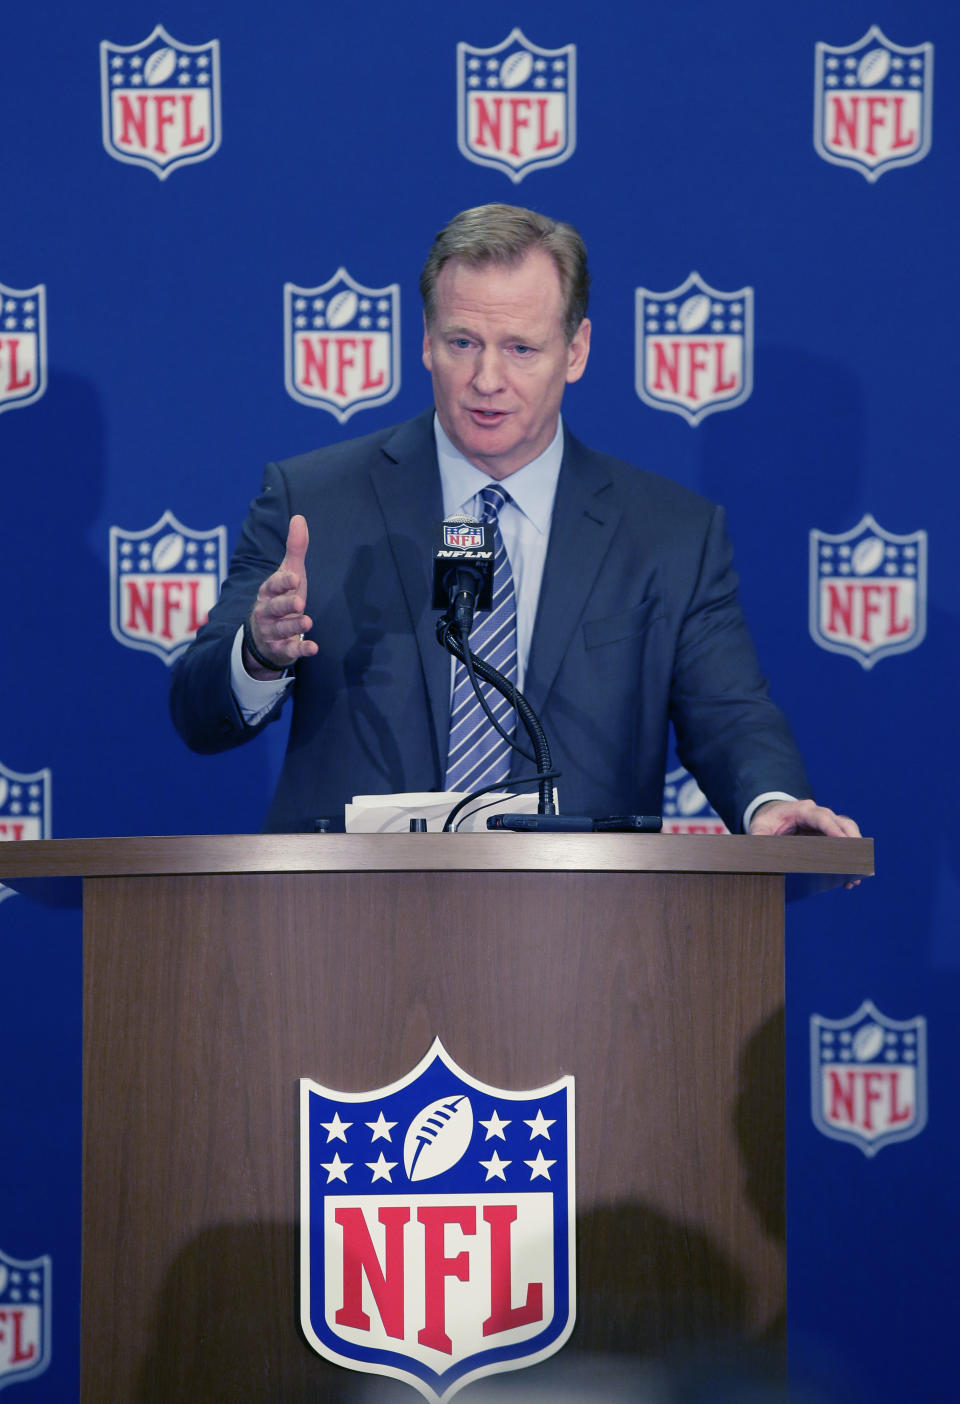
left=345, top=789, right=544, bottom=833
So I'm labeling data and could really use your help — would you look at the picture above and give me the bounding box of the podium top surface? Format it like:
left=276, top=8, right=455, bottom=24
left=0, top=833, right=873, bottom=901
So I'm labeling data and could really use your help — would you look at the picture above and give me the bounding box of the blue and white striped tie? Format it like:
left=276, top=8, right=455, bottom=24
left=444, top=484, right=519, bottom=793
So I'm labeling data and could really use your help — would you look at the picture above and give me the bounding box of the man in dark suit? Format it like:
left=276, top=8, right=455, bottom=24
left=171, top=204, right=859, bottom=841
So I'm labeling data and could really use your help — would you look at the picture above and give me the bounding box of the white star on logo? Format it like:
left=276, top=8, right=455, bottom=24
left=479, top=1150, right=511, bottom=1181
left=524, top=1150, right=556, bottom=1180
left=366, top=1111, right=397, bottom=1142
left=524, top=1109, right=555, bottom=1139
left=479, top=1109, right=511, bottom=1140
left=321, top=1152, right=351, bottom=1183
left=366, top=1153, right=398, bottom=1183
left=321, top=1112, right=352, bottom=1142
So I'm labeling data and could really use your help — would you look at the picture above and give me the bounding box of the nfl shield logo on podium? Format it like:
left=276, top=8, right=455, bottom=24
left=300, top=1040, right=575, bottom=1401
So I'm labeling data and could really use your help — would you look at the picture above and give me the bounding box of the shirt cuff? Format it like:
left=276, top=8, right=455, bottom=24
left=742, top=792, right=798, bottom=833
left=230, top=626, right=293, bottom=725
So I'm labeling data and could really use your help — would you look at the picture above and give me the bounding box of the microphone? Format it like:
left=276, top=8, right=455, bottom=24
left=431, top=513, right=494, bottom=637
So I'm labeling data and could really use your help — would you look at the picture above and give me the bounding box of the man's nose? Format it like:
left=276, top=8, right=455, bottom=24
left=471, top=347, right=505, bottom=394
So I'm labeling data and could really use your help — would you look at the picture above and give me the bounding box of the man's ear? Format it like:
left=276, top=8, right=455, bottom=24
left=565, top=317, right=591, bottom=384
left=422, top=312, right=434, bottom=373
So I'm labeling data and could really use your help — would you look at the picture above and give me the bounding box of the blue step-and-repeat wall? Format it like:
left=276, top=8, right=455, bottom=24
left=2, top=2, right=957, bottom=1399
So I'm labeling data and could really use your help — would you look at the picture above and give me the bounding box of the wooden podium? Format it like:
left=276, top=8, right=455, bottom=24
left=1, top=833, right=872, bottom=1402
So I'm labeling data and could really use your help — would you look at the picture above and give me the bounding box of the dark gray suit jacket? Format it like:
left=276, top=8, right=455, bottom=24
left=170, top=410, right=810, bottom=831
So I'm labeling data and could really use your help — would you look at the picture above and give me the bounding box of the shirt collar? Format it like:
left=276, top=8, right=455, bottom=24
left=434, top=413, right=563, bottom=536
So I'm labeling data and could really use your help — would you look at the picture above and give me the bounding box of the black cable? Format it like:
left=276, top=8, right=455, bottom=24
left=442, top=770, right=563, bottom=833
left=457, top=620, right=536, bottom=765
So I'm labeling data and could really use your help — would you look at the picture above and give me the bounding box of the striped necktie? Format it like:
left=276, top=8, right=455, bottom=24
left=444, top=483, right=519, bottom=793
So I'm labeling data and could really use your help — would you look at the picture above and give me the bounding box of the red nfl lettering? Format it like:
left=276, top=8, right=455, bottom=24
left=123, top=578, right=207, bottom=641
left=0, top=1310, right=37, bottom=1366
left=650, top=340, right=739, bottom=403
left=298, top=336, right=386, bottom=398
left=821, top=581, right=913, bottom=644
left=114, top=93, right=209, bottom=155
left=828, top=94, right=917, bottom=157
left=826, top=1068, right=914, bottom=1132
left=329, top=1200, right=544, bottom=1357
left=0, top=339, right=32, bottom=393
left=470, top=97, right=561, bottom=158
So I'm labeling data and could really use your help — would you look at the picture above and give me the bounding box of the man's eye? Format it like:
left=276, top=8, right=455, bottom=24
left=451, top=337, right=472, bottom=349
left=513, top=344, right=534, bottom=355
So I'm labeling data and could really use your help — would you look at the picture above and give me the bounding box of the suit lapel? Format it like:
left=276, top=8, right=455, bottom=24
left=522, top=430, right=622, bottom=714
left=368, top=412, right=451, bottom=760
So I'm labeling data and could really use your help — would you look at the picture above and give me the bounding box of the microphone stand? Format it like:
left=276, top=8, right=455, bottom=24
left=436, top=615, right=556, bottom=815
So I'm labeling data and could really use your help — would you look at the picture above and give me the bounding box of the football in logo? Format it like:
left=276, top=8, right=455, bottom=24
left=636, top=273, right=753, bottom=425
left=814, top=26, right=933, bottom=180
left=284, top=268, right=400, bottom=421
left=809, top=513, right=927, bottom=667
left=301, top=1039, right=575, bottom=1401
left=0, top=281, right=47, bottom=415
left=457, top=29, right=576, bottom=182
left=100, top=24, right=221, bottom=178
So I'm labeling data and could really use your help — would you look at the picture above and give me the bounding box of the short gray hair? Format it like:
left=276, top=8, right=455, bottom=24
left=420, top=204, right=590, bottom=344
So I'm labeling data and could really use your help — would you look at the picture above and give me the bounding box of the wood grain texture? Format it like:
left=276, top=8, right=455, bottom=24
left=0, top=830, right=874, bottom=879
left=81, top=869, right=786, bottom=1401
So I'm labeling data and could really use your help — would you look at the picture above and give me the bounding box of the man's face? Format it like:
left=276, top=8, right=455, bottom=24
left=422, top=249, right=591, bottom=480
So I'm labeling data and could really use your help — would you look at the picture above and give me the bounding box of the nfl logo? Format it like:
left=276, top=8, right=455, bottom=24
left=100, top=24, right=221, bottom=179
left=109, top=510, right=226, bottom=666
left=814, top=27, right=933, bottom=181
left=811, top=1001, right=927, bottom=1156
left=809, top=513, right=927, bottom=668
left=285, top=269, right=401, bottom=422
left=457, top=29, right=576, bottom=182
left=635, top=273, right=753, bottom=425
left=662, top=765, right=727, bottom=835
left=0, top=761, right=52, bottom=906
left=0, top=1248, right=52, bottom=1388
left=0, top=281, right=46, bottom=415
left=443, top=523, right=485, bottom=549
left=301, top=1040, right=575, bottom=1401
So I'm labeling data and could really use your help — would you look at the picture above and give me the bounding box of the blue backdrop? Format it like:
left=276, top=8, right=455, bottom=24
left=2, top=2, right=956, bottom=1399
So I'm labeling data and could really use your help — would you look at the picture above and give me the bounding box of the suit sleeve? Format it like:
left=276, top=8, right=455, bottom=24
left=669, top=504, right=811, bottom=831
left=169, top=463, right=293, bottom=753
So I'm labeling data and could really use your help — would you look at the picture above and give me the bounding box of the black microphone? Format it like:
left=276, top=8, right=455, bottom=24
left=431, top=513, right=495, bottom=637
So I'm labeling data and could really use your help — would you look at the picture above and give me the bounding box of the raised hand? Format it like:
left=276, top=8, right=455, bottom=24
left=244, top=515, right=320, bottom=676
